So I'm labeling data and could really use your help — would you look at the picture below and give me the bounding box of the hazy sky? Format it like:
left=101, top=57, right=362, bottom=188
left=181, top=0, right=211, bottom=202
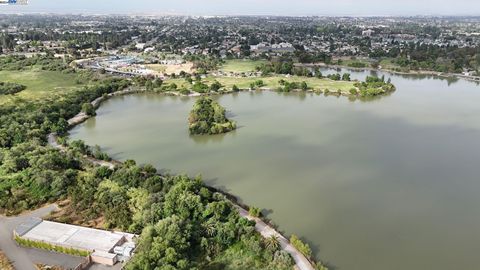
left=1, top=0, right=480, bottom=16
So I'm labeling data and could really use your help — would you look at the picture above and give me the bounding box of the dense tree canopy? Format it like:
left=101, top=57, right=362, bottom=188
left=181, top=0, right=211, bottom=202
left=0, top=57, right=297, bottom=270
left=188, top=97, right=237, bottom=135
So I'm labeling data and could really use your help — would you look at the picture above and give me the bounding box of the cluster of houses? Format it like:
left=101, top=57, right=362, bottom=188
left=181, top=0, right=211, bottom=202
left=250, top=42, right=295, bottom=54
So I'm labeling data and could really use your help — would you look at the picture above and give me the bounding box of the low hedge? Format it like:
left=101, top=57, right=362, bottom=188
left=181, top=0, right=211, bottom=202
left=14, top=236, right=91, bottom=257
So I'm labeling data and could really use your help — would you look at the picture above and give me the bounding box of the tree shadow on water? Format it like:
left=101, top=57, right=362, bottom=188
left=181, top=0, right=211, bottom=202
left=189, top=127, right=241, bottom=144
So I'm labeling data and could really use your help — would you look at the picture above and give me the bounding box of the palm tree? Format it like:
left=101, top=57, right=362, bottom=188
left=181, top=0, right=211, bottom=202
left=204, top=221, right=216, bottom=237
left=264, top=235, right=280, bottom=251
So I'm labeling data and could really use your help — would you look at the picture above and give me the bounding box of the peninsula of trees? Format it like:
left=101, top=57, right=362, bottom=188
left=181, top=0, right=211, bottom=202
left=188, top=97, right=237, bottom=135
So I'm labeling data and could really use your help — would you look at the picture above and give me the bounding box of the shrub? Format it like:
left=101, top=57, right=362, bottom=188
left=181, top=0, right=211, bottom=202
left=180, top=88, right=191, bottom=95
left=301, top=81, right=308, bottom=91
left=342, top=73, right=351, bottom=81
left=270, top=250, right=294, bottom=269
left=0, top=82, right=26, bottom=95
left=81, top=103, right=96, bottom=116
left=327, top=74, right=341, bottom=81
left=210, top=81, right=222, bottom=91
left=290, top=235, right=312, bottom=258
left=248, top=206, right=261, bottom=217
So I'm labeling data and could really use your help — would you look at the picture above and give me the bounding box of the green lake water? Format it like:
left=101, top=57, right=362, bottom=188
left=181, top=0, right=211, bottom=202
left=71, top=69, right=480, bottom=270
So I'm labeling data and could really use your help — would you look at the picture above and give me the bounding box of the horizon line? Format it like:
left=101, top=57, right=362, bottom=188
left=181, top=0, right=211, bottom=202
left=1, top=11, right=480, bottom=17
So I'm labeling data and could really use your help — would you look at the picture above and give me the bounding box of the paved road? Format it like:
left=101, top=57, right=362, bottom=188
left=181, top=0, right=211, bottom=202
left=0, top=204, right=57, bottom=270
left=0, top=204, right=83, bottom=270
left=236, top=206, right=316, bottom=270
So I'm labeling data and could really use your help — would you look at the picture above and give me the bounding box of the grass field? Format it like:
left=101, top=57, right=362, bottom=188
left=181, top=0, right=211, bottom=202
left=379, top=58, right=411, bottom=72
left=334, top=57, right=371, bottom=68
left=144, top=64, right=167, bottom=73
left=166, top=75, right=356, bottom=93
left=0, top=68, right=85, bottom=104
left=145, top=63, right=194, bottom=75
left=220, top=59, right=266, bottom=73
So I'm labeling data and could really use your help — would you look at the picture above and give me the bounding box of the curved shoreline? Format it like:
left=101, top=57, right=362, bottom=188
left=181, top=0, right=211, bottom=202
left=301, top=63, right=480, bottom=82
left=47, top=87, right=317, bottom=270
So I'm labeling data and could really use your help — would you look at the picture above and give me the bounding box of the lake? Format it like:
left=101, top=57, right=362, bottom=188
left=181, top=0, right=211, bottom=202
left=71, top=69, right=480, bottom=270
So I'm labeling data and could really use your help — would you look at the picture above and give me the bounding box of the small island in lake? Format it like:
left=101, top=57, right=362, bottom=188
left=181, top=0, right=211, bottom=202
left=189, top=97, right=237, bottom=135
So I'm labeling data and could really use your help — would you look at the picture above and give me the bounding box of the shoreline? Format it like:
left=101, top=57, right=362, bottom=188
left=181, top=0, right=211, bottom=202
left=300, top=63, right=480, bottom=83
left=47, top=87, right=318, bottom=270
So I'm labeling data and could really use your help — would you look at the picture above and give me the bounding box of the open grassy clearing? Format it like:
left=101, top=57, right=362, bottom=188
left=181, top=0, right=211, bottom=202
left=379, top=58, right=411, bottom=72
left=220, top=59, right=267, bottom=73
left=199, top=242, right=283, bottom=270
left=144, top=63, right=167, bottom=73
left=166, top=75, right=356, bottom=92
left=334, top=57, right=371, bottom=68
left=145, top=62, right=194, bottom=75
left=0, top=69, right=86, bottom=104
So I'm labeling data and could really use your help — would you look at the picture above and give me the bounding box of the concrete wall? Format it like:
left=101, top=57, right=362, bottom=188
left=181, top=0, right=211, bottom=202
left=91, top=253, right=117, bottom=266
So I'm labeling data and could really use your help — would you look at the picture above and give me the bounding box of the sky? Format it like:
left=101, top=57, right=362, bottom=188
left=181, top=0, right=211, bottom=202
left=1, top=0, right=480, bottom=16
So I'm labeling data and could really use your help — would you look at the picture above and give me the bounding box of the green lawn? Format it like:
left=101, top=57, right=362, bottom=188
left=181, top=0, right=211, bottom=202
left=220, top=59, right=266, bottom=73
left=0, top=69, right=85, bottom=104
left=166, top=75, right=356, bottom=93
left=379, top=58, right=411, bottom=72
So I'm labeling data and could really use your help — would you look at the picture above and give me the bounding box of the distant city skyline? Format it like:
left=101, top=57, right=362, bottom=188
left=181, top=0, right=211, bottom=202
left=1, top=0, right=480, bottom=16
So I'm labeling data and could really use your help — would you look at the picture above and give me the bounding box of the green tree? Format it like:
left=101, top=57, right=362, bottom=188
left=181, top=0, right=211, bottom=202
left=301, top=81, right=308, bottom=91
left=249, top=206, right=261, bottom=217
left=264, top=235, right=280, bottom=252
left=53, top=118, right=69, bottom=135
left=125, top=216, right=192, bottom=270
left=81, top=103, right=96, bottom=116
left=95, top=180, right=132, bottom=229
left=342, top=73, right=351, bottom=81
left=188, top=97, right=236, bottom=135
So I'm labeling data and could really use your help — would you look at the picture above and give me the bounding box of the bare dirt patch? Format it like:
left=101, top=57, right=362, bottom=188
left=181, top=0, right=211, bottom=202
left=0, top=251, right=15, bottom=270
left=45, top=200, right=106, bottom=230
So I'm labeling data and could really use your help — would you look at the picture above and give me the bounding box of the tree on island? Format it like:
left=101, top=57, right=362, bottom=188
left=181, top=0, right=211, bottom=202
left=188, top=97, right=237, bottom=135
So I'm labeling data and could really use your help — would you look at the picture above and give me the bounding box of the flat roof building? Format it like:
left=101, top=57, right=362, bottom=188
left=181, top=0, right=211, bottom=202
left=14, top=218, right=136, bottom=266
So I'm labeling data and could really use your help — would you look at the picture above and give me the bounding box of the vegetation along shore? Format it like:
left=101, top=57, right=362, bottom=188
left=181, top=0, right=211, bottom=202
left=0, top=55, right=328, bottom=270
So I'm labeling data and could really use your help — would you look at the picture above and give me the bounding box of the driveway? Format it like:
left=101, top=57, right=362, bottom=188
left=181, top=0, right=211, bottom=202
left=0, top=204, right=84, bottom=270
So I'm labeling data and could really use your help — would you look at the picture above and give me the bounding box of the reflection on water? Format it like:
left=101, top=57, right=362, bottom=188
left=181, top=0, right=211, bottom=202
left=83, top=116, right=96, bottom=129
left=189, top=129, right=238, bottom=144
left=71, top=69, right=480, bottom=270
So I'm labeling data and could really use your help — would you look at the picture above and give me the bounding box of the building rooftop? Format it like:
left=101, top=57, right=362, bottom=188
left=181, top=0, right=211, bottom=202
left=15, top=218, right=130, bottom=253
